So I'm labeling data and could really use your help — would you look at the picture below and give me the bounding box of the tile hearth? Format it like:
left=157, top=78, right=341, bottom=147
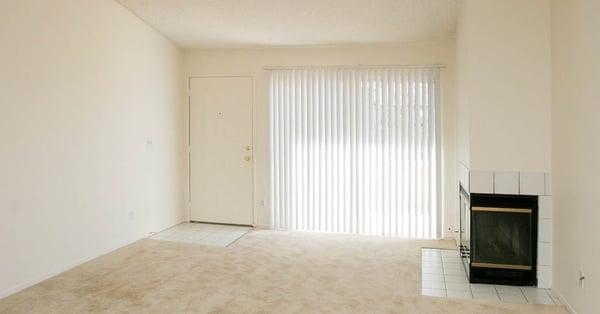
left=421, top=248, right=561, bottom=305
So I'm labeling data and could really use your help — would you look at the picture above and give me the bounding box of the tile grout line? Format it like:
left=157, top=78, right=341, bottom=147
left=440, top=250, right=447, bottom=296
left=521, top=287, right=532, bottom=304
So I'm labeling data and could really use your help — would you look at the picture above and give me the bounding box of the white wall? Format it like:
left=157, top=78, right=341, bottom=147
left=454, top=0, right=472, bottom=169
left=456, top=0, right=552, bottom=172
left=551, top=0, right=600, bottom=312
left=184, top=42, right=458, bottom=237
left=0, top=0, right=185, bottom=297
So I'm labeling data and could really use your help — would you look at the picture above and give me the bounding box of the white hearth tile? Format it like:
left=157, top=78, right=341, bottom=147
left=442, top=262, right=463, bottom=270
left=522, top=287, right=550, bottom=297
left=544, top=173, right=552, bottom=195
left=445, top=281, right=470, bottom=291
left=500, top=293, right=527, bottom=304
left=422, top=267, right=444, bottom=275
left=537, top=266, right=552, bottom=288
left=444, top=267, right=466, bottom=275
left=470, top=284, right=496, bottom=293
left=538, top=196, right=553, bottom=219
left=421, top=249, right=553, bottom=304
left=538, top=242, right=552, bottom=266
left=422, top=288, right=446, bottom=297
left=442, top=256, right=462, bottom=263
left=527, top=295, right=555, bottom=305
left=441, top=249, right=459, bottom=257
left=444, top=274, right=469, bottom=283
left=422, top=256, right=443, bottom=263
left=422, top=255, right=443, bottom=262
left=520, top=172, right=545, bottom=195
left=495, top=285, right=523, bottom=295
left=472, top=290, right=500, bottom=301
left=422, top=273, right=444, bottom=282
left=422, top=249, right=442, bottom=254
left=494, top=171, right=519, bottom=194
left=422, top=252, right=442, bottom=258
left=421, top=265, right=444, bottom=275
left=538, top=218, right=552, bottom=243
left=446, top=290, right=473, bottom=299
left=422, top=280, right=445, bottom=289
left=422, top=261, right=443, bottom=268
left=470, top=170, right=494, bottom=194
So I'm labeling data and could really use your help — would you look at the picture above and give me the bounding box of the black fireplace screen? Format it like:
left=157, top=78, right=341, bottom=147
left=471, top=208, right=533, bottom=268
left=468, top=194, right=538, bottom=285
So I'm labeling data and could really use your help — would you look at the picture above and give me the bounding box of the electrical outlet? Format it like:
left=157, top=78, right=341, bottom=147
left=579, top=269, right=585, bottom=288
left=129, top=210, right=135, bottom=221
left=258, top=199, right=265, bottom=208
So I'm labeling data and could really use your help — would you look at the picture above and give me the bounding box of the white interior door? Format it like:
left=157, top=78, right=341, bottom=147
left=189, top=76, right=253, bottom=225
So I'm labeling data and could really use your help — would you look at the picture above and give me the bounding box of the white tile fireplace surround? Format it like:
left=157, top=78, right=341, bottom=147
left=457, top=166, right=553, bottom=289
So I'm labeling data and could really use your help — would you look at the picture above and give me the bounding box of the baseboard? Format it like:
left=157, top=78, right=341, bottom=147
left=253, top=223, right=271, bottom=230
left=551, top=288, right=577, bottom=314
left=0, top=239, right=136, bottom=300
left=0, top=219, right=186, bottom=300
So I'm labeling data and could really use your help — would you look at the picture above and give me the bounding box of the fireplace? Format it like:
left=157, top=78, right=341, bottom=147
left=461, top=193, right=538, bottom=286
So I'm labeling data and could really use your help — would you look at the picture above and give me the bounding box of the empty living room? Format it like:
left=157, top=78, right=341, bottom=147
left=1, top=0, right=598, bottom=313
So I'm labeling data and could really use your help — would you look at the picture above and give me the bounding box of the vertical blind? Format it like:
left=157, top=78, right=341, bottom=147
left=269, top=67, right=440, bottom=239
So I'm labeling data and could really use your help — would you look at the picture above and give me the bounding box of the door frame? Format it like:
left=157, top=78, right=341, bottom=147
left=187, top=74, right=255, bottom=226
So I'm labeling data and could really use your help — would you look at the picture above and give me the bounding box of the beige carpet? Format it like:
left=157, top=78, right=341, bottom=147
left=0, top=230, right=567, bottom=313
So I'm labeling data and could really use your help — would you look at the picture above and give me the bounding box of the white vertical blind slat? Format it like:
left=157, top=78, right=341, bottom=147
left=270, top=67, right=440, bottom=238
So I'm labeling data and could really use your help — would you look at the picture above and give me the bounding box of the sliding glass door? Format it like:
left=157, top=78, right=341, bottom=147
left=269, top=67, right=441, bottom=238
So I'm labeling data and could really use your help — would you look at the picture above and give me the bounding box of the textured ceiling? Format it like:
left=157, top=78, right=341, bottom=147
left=117, top=0, right=457, bottom=48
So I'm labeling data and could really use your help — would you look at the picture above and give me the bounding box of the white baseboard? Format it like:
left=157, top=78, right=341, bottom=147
left=0, top=239, right=135, bottom=300
left=0, top=219, right=186, bottom=300
left=551, top=288, right=577, bottom=314
left=253, top=223, right=271, bottom=230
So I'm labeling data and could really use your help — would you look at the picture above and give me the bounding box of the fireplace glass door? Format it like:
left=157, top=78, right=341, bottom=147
left=469, top=194, right=538, bottom=285
left=471, top=207, right=533, bottom=269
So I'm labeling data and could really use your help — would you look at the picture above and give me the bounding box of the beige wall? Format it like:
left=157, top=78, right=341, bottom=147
left=0, top=0, right=185, bottom=297
left=184, top=42, right=458, bottom=237
left=455, top=0, right=472, bottom=169
left=551, top=0, right=600, bottom=312
left=456, top=0, right=552, bottom=172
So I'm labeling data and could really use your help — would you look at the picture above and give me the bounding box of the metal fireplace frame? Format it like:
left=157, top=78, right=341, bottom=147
left=460, top=191, right=538, bottom=286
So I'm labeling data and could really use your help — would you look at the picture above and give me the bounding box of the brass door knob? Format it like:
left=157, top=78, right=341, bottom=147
left=244, top=156, right=251, bottom=162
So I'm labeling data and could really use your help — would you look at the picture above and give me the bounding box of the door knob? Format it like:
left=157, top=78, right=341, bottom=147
left=244, top=156, right=251, bottom=162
